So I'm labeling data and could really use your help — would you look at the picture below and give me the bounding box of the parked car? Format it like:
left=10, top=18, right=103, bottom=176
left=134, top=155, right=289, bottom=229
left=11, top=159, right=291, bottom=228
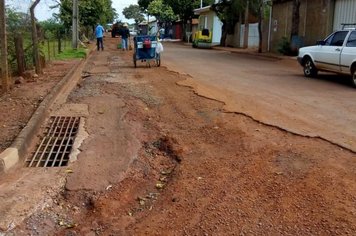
left=297, top=28, right=356, bottom=87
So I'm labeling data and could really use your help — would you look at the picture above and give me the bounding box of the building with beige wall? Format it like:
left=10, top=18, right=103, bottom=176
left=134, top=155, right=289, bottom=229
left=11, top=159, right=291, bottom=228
left=271, top=0, right=356, bottom=52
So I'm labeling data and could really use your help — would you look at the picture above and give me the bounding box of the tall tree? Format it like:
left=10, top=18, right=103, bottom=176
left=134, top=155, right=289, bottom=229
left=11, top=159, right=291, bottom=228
left=161, top=0, right=213, bottom=40
left=213, top=0, right=266, bottom=51
left=212, top=0, right=244, bottom=46
left=122, top=4, right=145, bottom=24
left=164, top=0, right=213, bottom=23
left=56, top=0, right=116, bottom=30
left=30, top=0, right=42, bottom=75
left=147, top=0, right=176, bottom=23
left=138, top=0, right=153, bottom=10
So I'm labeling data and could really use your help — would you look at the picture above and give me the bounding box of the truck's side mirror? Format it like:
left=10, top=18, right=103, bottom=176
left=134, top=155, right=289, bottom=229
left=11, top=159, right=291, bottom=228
left=316, top=40, right=326, bottom=45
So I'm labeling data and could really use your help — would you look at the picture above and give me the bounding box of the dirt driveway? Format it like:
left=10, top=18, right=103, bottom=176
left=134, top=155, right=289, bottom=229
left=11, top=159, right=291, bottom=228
left=2, top=37, right=356, bottom=235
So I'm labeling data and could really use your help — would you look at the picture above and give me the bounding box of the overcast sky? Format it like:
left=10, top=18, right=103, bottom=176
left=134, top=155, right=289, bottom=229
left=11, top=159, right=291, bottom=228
left=7, top=0, right=137, bottom=23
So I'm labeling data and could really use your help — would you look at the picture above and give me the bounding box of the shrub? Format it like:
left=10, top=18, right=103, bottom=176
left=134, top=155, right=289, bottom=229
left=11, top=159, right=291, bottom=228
left=277, top=36, right=294, bottom=56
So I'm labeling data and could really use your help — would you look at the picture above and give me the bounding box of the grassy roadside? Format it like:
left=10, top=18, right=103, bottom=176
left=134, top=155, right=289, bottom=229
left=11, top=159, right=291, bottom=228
left=41, top=40, right=87, bottom=60
left=54, top=48, right=87, bottom=60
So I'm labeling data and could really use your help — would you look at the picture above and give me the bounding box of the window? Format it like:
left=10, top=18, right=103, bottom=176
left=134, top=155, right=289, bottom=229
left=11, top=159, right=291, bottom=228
left=346, top=31, right=356, bottom=47
left=325, top=31, right=348, bottom=46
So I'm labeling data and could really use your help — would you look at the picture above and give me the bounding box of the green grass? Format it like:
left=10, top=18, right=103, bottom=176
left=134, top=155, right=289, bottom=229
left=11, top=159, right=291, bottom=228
left=55, top=48, right=87, bottom=60
left=40, top=40, right=86, bottom=60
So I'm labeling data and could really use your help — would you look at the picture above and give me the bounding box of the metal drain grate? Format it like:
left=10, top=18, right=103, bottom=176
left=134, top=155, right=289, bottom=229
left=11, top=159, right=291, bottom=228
left=26, top=116, right=80, bottom=167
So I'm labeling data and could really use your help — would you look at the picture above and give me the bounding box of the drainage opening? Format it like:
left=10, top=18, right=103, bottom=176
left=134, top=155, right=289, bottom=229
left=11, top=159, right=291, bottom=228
left=26, top=116, right=81, bottom=167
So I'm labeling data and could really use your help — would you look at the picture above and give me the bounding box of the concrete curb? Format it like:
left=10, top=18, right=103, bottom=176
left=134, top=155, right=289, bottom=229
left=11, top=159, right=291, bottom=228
left=0, top=50, right=91, bottom=174
left=177, top=40, right=296, bottom=61
left=212, top=46, right=287, bottom=60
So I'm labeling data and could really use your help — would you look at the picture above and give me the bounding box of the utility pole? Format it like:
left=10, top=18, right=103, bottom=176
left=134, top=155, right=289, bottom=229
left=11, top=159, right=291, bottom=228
left=30, top=0, right=42, bottom=75
left=243, top=0, right=250, bottom=48
left=72, top=0, right=79, bottom=49
left=0, top=0, right=9, bottom=92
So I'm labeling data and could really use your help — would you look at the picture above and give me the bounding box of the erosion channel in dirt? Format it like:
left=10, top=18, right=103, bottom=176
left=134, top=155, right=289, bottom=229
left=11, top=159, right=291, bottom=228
left=11, top=38, right=356, bottom=235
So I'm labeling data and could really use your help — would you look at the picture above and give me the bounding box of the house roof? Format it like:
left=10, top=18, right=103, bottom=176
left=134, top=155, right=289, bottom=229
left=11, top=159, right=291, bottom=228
left=194, top=6, right=212, bottom=15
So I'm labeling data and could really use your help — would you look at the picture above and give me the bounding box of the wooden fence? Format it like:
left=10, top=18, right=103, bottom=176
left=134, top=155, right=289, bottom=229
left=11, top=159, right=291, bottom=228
left=11, top=34, right=71, bottom=76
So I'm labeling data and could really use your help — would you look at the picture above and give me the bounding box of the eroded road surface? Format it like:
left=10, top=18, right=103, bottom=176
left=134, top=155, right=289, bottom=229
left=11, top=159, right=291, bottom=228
left=2, top=37, right=356, bottom=235
left=164, top=44, right=356, bottom=152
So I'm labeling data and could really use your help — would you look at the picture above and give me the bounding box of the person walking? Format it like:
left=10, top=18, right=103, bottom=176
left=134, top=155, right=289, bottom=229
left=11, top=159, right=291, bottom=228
left=95, top=23, right=105, bottom=51
left=121, top=23, right=130, bottom=51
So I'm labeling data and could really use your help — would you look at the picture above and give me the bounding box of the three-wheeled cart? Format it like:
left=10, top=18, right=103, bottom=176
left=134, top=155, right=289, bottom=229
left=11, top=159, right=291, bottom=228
left=133, top=35, right=161, bottom=68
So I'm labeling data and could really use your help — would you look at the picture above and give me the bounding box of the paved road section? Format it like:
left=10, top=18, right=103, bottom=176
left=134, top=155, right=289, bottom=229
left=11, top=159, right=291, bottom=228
left=163, top=43, right=356, bottom=152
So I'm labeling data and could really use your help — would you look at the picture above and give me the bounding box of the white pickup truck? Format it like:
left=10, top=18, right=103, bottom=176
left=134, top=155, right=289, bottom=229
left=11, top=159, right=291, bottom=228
left=297, top=29, right=356, bottom=87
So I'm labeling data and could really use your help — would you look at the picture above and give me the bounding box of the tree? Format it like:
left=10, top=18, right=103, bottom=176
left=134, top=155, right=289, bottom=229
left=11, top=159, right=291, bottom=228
left=158, top=0, right=212, bottom=40
left=7, top=8, right=33, bottom=75
left=164, top=0, right=214, bottom=22
left=138, top=0, right=214, bottom=39
left=41, top=18, right=65, bottom=52
left=147, top=0, right=176, bottom=23
left=55, top=0, right=117, bottom=34
left=6, top=8, right=31, bottom=33
left=122, top=4, right=145, bottom=24
left=5, top=8, right=31, bottom=58
left=212, top=0, right=266, bottom=52
left=212, top=0, right=244, bottom=46
left=138, top=0, right=153, bottom=10
left=30, top=0, right=42, bottom=75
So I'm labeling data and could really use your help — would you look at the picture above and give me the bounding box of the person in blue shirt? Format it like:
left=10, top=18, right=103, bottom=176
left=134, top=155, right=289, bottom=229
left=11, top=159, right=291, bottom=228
left=95, top=23, right=105, bottom=51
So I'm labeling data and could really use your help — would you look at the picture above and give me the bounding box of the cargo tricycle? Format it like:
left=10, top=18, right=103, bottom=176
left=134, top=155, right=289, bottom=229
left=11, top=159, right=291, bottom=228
left=133, top=35, right=162, bottom=68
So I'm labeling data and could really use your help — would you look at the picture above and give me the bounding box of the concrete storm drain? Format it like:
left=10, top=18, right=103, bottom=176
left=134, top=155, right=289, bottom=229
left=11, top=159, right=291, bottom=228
left=26, top=116, right=80, bottom=167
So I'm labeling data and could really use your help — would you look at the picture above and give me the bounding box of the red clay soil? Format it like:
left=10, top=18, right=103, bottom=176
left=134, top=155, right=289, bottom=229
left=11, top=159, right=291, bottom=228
left=8, top=38, right=356, bottom=235
left=0, top=61, right=78, bottom=153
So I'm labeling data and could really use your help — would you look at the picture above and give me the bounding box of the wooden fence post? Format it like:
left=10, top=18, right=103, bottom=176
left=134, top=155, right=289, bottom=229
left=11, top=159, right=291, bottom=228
left=47, top=39, right=51, bottom=61
left=58, top=35, right=62, bottom=53
left=0, top=0, right=9, bottom=92
left=30, top=0, right=42, bottom=75
left=15, top=35, right=26, bottom=76
left=53, top=40, right=56, bottom=57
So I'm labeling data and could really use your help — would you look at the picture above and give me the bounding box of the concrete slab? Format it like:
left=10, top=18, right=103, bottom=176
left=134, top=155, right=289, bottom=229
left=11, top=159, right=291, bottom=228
left=52, top=103, right=89, bottom=117
left=0, top=148, right=19, bottom=173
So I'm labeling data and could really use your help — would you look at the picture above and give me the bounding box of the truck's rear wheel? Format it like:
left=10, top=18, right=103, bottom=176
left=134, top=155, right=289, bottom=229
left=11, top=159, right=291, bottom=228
left=303, top=58, right=318, bottom=78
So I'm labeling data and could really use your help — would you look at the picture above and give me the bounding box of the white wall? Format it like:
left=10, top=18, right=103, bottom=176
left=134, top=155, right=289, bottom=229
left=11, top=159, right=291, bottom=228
left=212, top=15, right=223, bottom=44
left=333, top=0, right=356, bottom=30
left=240, top=23, right=259, bottom=48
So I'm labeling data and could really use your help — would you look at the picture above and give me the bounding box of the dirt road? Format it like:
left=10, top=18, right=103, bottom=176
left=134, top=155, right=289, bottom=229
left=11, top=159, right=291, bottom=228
left=3, top=37, right=356, bottom=235
left=163, top=44, right=356, bottom=152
